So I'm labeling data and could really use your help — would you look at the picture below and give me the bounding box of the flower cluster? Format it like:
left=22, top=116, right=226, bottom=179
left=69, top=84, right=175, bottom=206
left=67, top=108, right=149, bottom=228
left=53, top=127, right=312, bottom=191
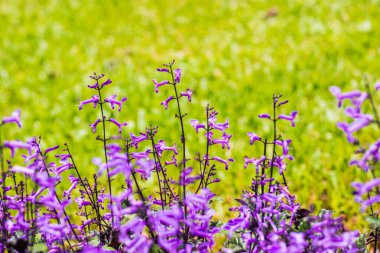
left=0, top=61, right=365, bottom=252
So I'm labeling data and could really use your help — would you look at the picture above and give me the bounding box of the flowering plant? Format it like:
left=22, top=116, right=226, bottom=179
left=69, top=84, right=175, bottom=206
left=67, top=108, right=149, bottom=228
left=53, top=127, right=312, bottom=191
left=0, top=60, right=366, bottom=252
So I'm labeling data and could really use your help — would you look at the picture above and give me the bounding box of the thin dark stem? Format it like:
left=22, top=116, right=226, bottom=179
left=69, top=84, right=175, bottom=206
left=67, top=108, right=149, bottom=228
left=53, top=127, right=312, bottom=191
left=268, top=95, right=277, bottom=192
left=96, top=85, right=114, bottom=228
left=262, top=139, right=268, bottom=195
left=375, top=228, right=378, bottom=253
left=169, top=64, right=188, bottom=244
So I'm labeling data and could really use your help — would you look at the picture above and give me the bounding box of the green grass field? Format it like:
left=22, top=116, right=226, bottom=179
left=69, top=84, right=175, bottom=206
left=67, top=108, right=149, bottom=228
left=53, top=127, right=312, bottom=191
left=2, top=0, right=380, bottom=231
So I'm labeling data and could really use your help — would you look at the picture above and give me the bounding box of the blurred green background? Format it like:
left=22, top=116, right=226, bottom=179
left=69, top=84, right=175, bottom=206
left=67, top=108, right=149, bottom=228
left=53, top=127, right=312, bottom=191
left=1, top=0, right=380, bottom=231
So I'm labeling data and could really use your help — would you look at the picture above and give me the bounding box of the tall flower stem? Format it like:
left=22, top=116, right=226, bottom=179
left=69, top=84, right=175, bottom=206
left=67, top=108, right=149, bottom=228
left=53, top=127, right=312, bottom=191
left=269, top=95, right=277, bottom=192
left=96, top=85, right=114, bottom=228
left=169, top=64, right=189, bottom=243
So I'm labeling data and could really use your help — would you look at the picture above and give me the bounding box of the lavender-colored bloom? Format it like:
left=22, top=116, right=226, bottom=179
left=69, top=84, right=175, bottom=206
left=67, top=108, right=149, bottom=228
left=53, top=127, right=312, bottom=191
left=337, top=115, right=372, bottom=143
left=174, top=68, right=182, bottom=83
left=180, top=88, right=192, bottom=102
left=131, top=149, right=151, bottom=159
left=45, top=145, right=59, bottom=154
left=10, top=165, right=35, bottom=175
left=109, top=118, right=128, bottom=134
left=278, top=111, right=298, bottom=127
left=258, top=113, right=271, bottom=119
left=329, top=86, right=362, bottom=108
left=63, top=175, right=79, bottom=199
left=153, top=79, right=170, bottom=93
left=4, top=140, right=32, bottom=157
left=212, top=156, right=234, bottom=170
left=161, top=95, right=175, bottom=109
left=350, top=139, right=380, bottom=171
left=157, top=68, right=169, bottom=72
left=244, top=155, right=266, bottom=169
left=89, top=118, right=101, bottom=133
left=104, top=94, right=127, bottom=111
left=130, top=132, right=149, bottom=148
left=209, top=118, right=229, bottom=132
left=155, top=140, right=178, bottom=156
left=2, top=109, right=21, bottom=128
left=375, top=82, right=380, bottom=91
left=247, top=132, right=261, bottom=145
left=274, top=139, right=292, bottom=155
left=190, top=119, right=205, bottom=133
left=101, top=78, right=112, bottom=88
left=212, top=133, right=232, bottom=149
left=78, top=95, right=99, bottom=110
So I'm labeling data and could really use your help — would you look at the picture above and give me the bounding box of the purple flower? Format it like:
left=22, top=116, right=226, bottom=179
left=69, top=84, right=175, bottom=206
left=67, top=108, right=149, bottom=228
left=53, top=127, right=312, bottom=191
left=104, top=94, right=127, bottom=111
left=109, top=118, right=128, bottom=134
left=212, top=156, right=234, bottom=170
left=101, top=78, right=112, bottom=88
left=174, top=68, right=182, bottom=83
left=131, top=149, right=151, bottom=159
left=89, top=118, right=101, bottom=133
left=10, top=165, right=35, bottom=175
left=248, top=132, right=261, bottom=145
left=278, top=111, right=298, bottom=127
left=4, top=140, right=31, bottom=157
left=180, top=89, right=192, bottom=102
left=78, top=95, right=100, bottom=110
left=190, top=120, right=205, bottom=133
left=130, top=132, right=148, bottom=148
left=63, top=175, right=79, bottom=199
left=161, top=96, right=175, bottom=109
left=45, top=145, right=59, bottom=154
left=155, top=140, right=178, bottom=156
left=209, top=118, right=229, bottom=132
left=258, top=113, right=271, bottom=119
left=337, top=115, right=372, bottom=143
left=157, top=68, right=169, bottom=73
left=2, top=109, right=21, bottom=128
left=329, top=86, right=362, bottom=108
left=244, top=155, right=266, bottom=169
left=212, top=133, right=232, bottom=149
left=153, top=79, right=170, bottom=93
left=375, top=82, right=380, bottom=91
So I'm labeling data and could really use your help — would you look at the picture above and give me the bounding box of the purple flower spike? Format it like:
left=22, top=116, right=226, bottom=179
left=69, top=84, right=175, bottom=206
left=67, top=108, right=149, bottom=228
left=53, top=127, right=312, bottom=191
left=101, top=78, right=112, bottom=88
left=247, top=132, right=261, bottom=145
left=180, top=88, right=192, bottom=102
left=212, top=156, right=234, bottom=170
left=155, top=140, right=178, bottom=156
left=161, top=96, right=175, bottom=110
left=104, top=94, right=127, bottom=111
left=90, top=118, right=101, bottom=133
left=78, top=95, right=100, bottom=110
left=174, top=68, right=181, bottom=83
left=278, top=111, right=298, bottom=127
left=2, top=109, right=21, bottom=128
left=258, top=113, right=271, bottom=119
left=329, top=86, right=362, bottom=108
left=109, top=118, right=128, bottom=134
left=63, top=175, right=79, bottom=199
left=153, top=79, right=170, bottom=93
